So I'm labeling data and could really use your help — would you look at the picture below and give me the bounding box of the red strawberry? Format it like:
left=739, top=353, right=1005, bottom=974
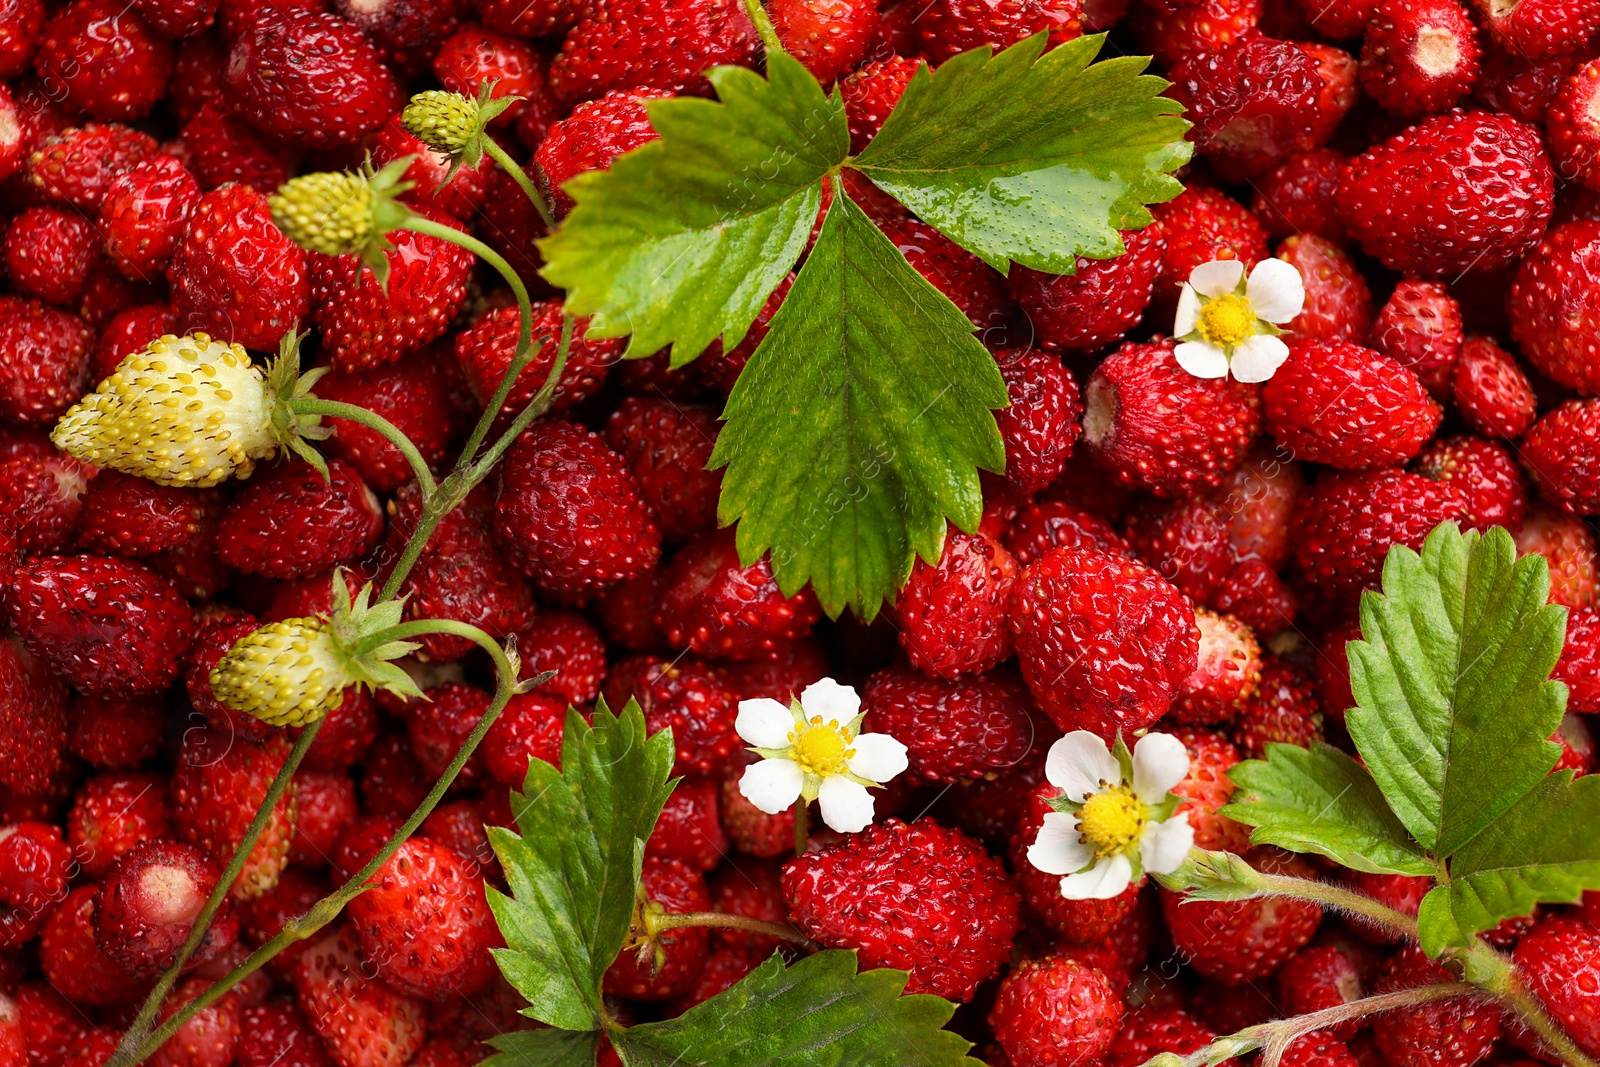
left=863, top=666, right=1041, bottom=784
left=69, top=694, right=168, bottom=771
left=993, top=348, right=1081, bottom=494
left=602, top=654, right=740, bottom=777
left=474, top=165, right=549, bottom=285
left=1292, top=469, right=1469, bottom=600
left=1232, top=656, right=1324, bottom=759
left=99, top=156, right=202, bottom=282
left=0, top=637, right=68, bottom=798
left=170, top=183, right=309, bottom=351
left=603, top=856, right=711, bottom=1000
left=432, top=24, right=557, bottom=130
left=0, top=0, right=42, bottom=79
left=331, top=0, right=464, bottom=77
left=604, top=397, right=722, bottom=543
left=1169, top=36, right=1322, bottom=178
left=27, top=123, right=158, bottom=209
left=171, top=729, right=296, bottom=900
left=645, top=776, right=728, bottom=872
left=1122, top=495, right=1235, bottom=604
left=1162, top=848, right=1322, bottom=984
left=654, top=528, right=821, bottom=661
left=1280, top=1034, right=1363, bottom=1067
left=1171, top=609, right=1261, bottom=724
left=879, top=216, right=1012, bottom=331
left=1474, top=42, right=1586, bottom=123
left=1368, top=279, right=1464, bottom=395
left=132, top=0, right=217, bottom=37
left=1169, top=724, right=1251, bottom=853
left=1277, top=236, right=1373, bottom=344
left=78, top=473, right=218, bottom=558
left=289, top=772, right=357, bottom=868
left=1082, top=338, right=1262, bottom=498
left=223, top=8, right=400, bottom=148
left=96, top=838, right=237, bottom=976
left=1514, top=504, right=1599, bottom=609
left=1010, top=546, right=1200, bottom=738
left=1211, top=446, right=1305, bottom=567
left=719, top=770, right=792, bottom=858
left=711, top=637, right=829, bottom=704
left=1359, top=0, right=1481, bottom=118
left=291, top=926, right=427, bottom=1067
left=1209, top=558, right=1300, bottom=638
left=1544, top=61, right=1600, bottom=192
left=512, top=611, right=606, bottom=706
left=768, top=0, right=876, bottom=83
left=548, top=0, right=759, bottom=104
left=1264, top=340, right=1441, bottom=469
left=1008, top=223, right=1166, bottom=354
left=704, top=856, right=790, bottom=957
left=473, top=0, right=575, bottom=37
left=460, top=305, right=621, bottom=424
left=0, top=295, right=92, bottom=426
left=1105, top=1007, right=1240, bottom=1067
left=1336, top=110, right=1554, bottom=278
left=1253, top=149, right=1348, bottom=245
left=184, top=613, right=275, bottom=745
left=1277, top=944, right=1366, bottom=1039
left=315, top=353, right=456, bottom=493
left=1452, top=335, right=1537, bottom=440
left=215, top=460, right=384, bottom=580
left=3, top=207, right=95, bottom=306
left=67, top=773, right=169, bottom=879
left=894, top=531, right=1017, bottom=678
left=1150, top=185, right=1268, bottom=310
left=534, top=89, right=665, bottom=220
left=783, top=819, right=1021, bottom=1001
left=150, top=980, right=240, bottom=1067
left=1521, top=400, right=1600, bottom=516
left=0, top=822, right=72, bottom=948
left=179, top=102, right=298, bottom=195
left=92, top=303, right=178, bottom=380
left=35, top=1, right=173, bottom=121
left=1128, top=0, right=1261, bottom=69
left=235, top=1002, right=338, bottom=1067
left=1413, top=434, right=1529, bottom=531
left=1002, top=500, right=1130, bottom=568
left=990, top=955, right=1124, bottom=1067
left=1291, top=0, right=1377, bottom=37
left=370, top=119, right=489, bottom=222
left=37, top=885, right=146, bottom=1008
left=1557, top=607, right=1600, bottom=714
left=840, top=56, right=920, bottom=152
left=480, top=692, right=566, bottom=790
left=0, top=450, right=89, bottom=556
left=13, top=983, right=92, bottom=1066
left=1371, top=943, right=1500, bottom=1065
left=914, top=0, right=1082, bottom=64
left=1471, top=0, right=1600, bottom=60
left=1513, top=916, right=1600, bottom=1058
left=302, top=689, right=378, bottom=775
left=397, top=682, right=494, bottom=788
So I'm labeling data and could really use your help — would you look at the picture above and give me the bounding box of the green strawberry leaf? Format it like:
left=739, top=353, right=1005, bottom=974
left=482, top=1028, right=599, bottom=1067
left=613, top=951, right=981, bottom=1067
left=848, top=33, right=1190, bottom=274
left=1345, top=523, right=1567, bottom=856
left=708, top=182, right=1009, bottom=619
left=538, top=50, right=847, bottom=365
left=1222, top=742, right=1434, bottom=876
left=486, top=698, right=677, bottom=1032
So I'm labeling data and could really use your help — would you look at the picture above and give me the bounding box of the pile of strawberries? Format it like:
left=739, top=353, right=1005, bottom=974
left=2, top=0, right=1600, bottom=1065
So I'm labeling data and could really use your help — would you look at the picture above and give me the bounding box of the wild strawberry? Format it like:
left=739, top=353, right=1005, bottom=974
left=307, top=217, right=474, bottom=374
left=1104, top=1007, right=1237, bottom=1067
left=1293, top=469, right=1469, bottom=600
left=27, top=123, right=158, bottom=209
left=1277, top=236, right=1373, bottom=344
left=37, top=885, right=146, bottom=1008
left=1009, top=782, right=1142, bottom=942
left=666, top=947, right=762, bottom=1013
left=1514, top=504, right=1599, bottom=609
left=703, top=856, right=790, bottom=958
left=1232, top=656, right=1323, bottom=759
left=35, top=1, right=173, bottom=121
left=99, top=156, right=202, bottom=282
left=1279, top=1034, right=1363, bottom=1067
left=1169, top=36, right=1322, bottom=179
left=474, top=0, right=575, bottom=36
left=1168, top=725, right=1251, bottom=852
left=1371, top=943, right=1500, bottom=1065
left=67, top=773, right=169, bottom=880
left=1522, top=400, right=1600, bottom=517
left=397, top=683, right=494, bottom=788
left=1163, top=848, right=1321, bottom=984
left=990, top=955, right=1124, bottom=1067
left=215, top=460, right=383, bottom=579
left=1452, top=336, right=1537, bottom=440
left=182, top=613, right=275, bottom=746
left=1299, top=43, right=1362, bottom=150
left=3, top=207, right=95, bottom=306
left=1557, top=607, right=1600, bottom=714
left=1002, top=500, right=1130, bottom=568
left=646, top=777, right=728, bottom=871
left=719, top=768, right=793, bottom=858
left=507, top=612, right=605, bottom=708
left=13, top=983, right=92, bottom=1066
left=171, top=729, right=296, bottom=900
left=863, top=666, right=1041, bottom=784
left=289, top=772, right=357, bottom=868
left=1277, top=945, right=1366, bottom=1039
left=1264, top=340, right=1441, bottom=469
left=1554, top=711, right=1596, bottom=774
left=1313, top=618, right=1361, bottom=725
left=534, top=89, right=664, bottom=220
left=433, top=24, right=556, bottom=130
left=1253, top=150, right=1348, bottom=245
left=1011, top=546, right=1200, bottom=738
left=69, top=694, right=167, bottom=771
left=329, top=0, right=461, bottom=76
left=0, top=822, right=71, bottom=949
left=1473, top=42, right=1585, bottom=123
left=0, top=295, right=92, bottom=426
left=223, top=8, right=400, bottom=148
left=77, top=473, right=214, bottom=559
left=879, top=216, right=1011, bottom=332
left=1123, top=495, right=1236, bottom=603
left=1082, top=339, right=1262, bottom=498
left=548, top=0, right=759, bottom=104
left=316, top=354, right=456, bottom=494
left=170, top=183, right=309, bottom=351
left=654, top=528, right=821, bottom=661
left=347, top=837, right=499, bottom=1000
left=0, top=0, right=42, bottom=79
left=151, top=980, right=241, bottom=1067
left=179, top=102, right=297, bottom=195
left=371, top=119, right=489, bottom=222
left=1008, top=223, right=1166, bottom=354
left=1151, top=185, right=1269, bottom=310
left=602, top=654, right=740, bottom=777
left=301, top=688, right=378, bottom=776
left=765, top=0, right=875, bottom=83
left=0, top=450, right=88, bottom=556
left=993, top=348, right=1081, bottom=494
left=0, top=637, right=68, bottom=798
left=783, top=819, right=1020, bottom=1001
left=1510, top=916, right=1600, bottom=1058
left=457, top=303, right=621, bottom=421
left=1471, top=0, right=1600, bottom=60
left=1544, top=62, right=1600, bottom=191
left=1127, top=0, right=1260, bottom=69
left=1336, top=110, right=1554, bottom=278
left=596, top=570, right=669, bottom=651
left=236, top=1002, right=338, bottom=1067
left=840, top=56, right=920, bottom=153
left=604, top=856, right=712, bottom=1000
left=894, top=531, right=1018, bottom=678
left=1368, top=280, right=1463, bottom=394
left=1211, top=558, right=1300, bottom=640
left=1212, top=446, right=1304, bottom=567
left=1171, top=609, right=1261, bottom=725
left=915, top=0, right=1082, bottom=64
left=328, top=815, right=402, bottom=884
left=1414, top=434, right=1529, bottom=531
left=1359, top=0, right=1481, bottom=118
left=93, top=303, right=178, bottom=380
left=291, top=926, right=427, bottom=1067
left=474, top=165, right=548, bottom=285
left=604, top=397, right=722, bottom=544
left=96, top=839, right=237, bottom=976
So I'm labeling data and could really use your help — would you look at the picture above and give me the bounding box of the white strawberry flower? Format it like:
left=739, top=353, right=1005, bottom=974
left=736, top=678, right=908, bottom=834
left=1173, top=257, right=1305, bottom=383
left=1027, top=731, right=1194, bottom=900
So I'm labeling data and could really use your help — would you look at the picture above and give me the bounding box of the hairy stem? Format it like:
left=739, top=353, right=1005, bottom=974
left=646, top=911, right=814, bottom=948
left=1470, top=943, right=1600, bottom=1067
left=741, top=0, right=784, bottom=55
left=464, top=315, right=573, bottom=484
left=1251, top=870, right=1421, bottom=942
left=287, top=398, right=437, bottom=495
left=482, top=137, right=554, bottom=231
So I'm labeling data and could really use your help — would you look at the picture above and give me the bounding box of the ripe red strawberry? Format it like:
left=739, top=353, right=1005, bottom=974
left=993, top=348, right=1081, bottom=494
left=1169, top=724, right=1250, bottom=853
left=12, top=983, right=91, bottom=1066
left=1128, top=0, right=1261, bottom=69
left=329, top=0, right=462, bottom=77
left=548, top=0, right=759, bottom=104
left=474, top=0, right=575, bottom=37
left=604, top=856, right=712, bottom=1000
left=1453, top=336, right=1537, bottom=441
left=397, top=682, right=494, bottom=788
left=703, top=856, right=790, bottom=958
left=654, top=528, right=821, bottom=661
left=37, top=885, right=146, bottom=1008
left=1336, top=110, right=1554, bottom=278
left=92, top=303, right=178, bottom=379
left=1009, top=782, right=1142, bottom=942
left=1557, top=607, right=1600, bottom=714
left=1264, top=340, right=1441, bottom=469
left=1212, top=446, right=1305, bottom=566
left=35, top=1, right=173, bottom=121
left=475, top=165, right=549, bottom=284
left=223, top=8, right=400, bottom=148
left=1277, top=236, right=1373, bottom=345
left=457, top=303, right=621, bottom=422
left=236, top=1002, right=338, bottom=1067
left=0, top=0, right=43, bottom=79
left=1545, top=61, right=1600, bottom=192
left=184, top=613, right=275, bottom=746
left=863, top=666, right=1040, bottom=784
left=96, top=838, right=237, bottom=976
left=151, top=979, right=241, bottom=1067
left=291, top=926, right=427, bottom=1067
left=69, top=694, right=168, bottom=771
left=1010, top=546, right=1199, bottom=738
left=894, top=531, right=1018, bottom=678
left=1292, top=469, right=1469, bottom=600
left=216, top=460, right=384, bottom=579
left=78, top=473, right=216, bottom=559
left=433, top=24, right=556, bottom=131
left=602, top=654, right=740, bottom=777
left=990, top=955, right=1124, bottom=1067
left=11, top=555, right=195, bottom=698
left=67, top=772, right=169, bottom=879
left=1171, top=609, right=1262, bottom=724
left=1414, top=434, right=1529, bottom=531
left=0, top=448, right=90, bottom=553
left=132, top=0, right=217, bottom=37
left=0, top=295, right=92, bottom=426
left=1511, top=916, right=1600, bottom=1058
left=347, top=836, right=499, bottom=1000
left=604, top=397, right=722, bottom=544
left=1472, top=0, right=1600, bottom=60
left=1371, top=943, right=1500, bottom=1065
left=1162, top=848, right=1322, bottom=984
left=307, top=217, right=474, bottom=374
left=719, top=769, right=792, bottom=857
left=915, top=0, right=1082, bottom=64
left=1277, top=944, right=1366, bottom=1039
left=99, top=156, right=202, bottom=282
left=1150, top=185, right=1268, bottom=310
left=1082, top=339, right=1262, bottom=498
left=783, top=819, right=1021, bottom=1002
left=302, top=688, right=378, bottom=775
left=1359, top=0, right=1481, bottom=118
left=0, top=637, right=68, bottom=797
left=479, top=692, right=566, bottom=791
left=171, top=183, right=309, bottom=351
left=1007, top=224, right=1166, bottom=354
left=1521, top=400, right=1600, bottom=516
left=179, top=101, right=297, bottom=195
left=1473, top=41, right=1585, bottom=123
left=1253, top=149, right=1348, bottom=245
left=27, top=123, right=158, bottom=209
left=172, top=729, right=296, bottom=900
left=1280, top=1034, right=1362, bottom=1067
left=1368, top=280, right=1463, bottom=394
left=645, top=776, right=728, bottom=871
left=371, top=119, right=489, bottom=222
left=1515, top=504, right=1599, bottom=609
left=1002, top=500, right=1130, bottom=568
left=289, top=772, right=358, bottom=868
left=1105, top=1007, right=1238, bottom=1067
left=767, top=0, right=876, bottom=83
left=1169, top=36, right=1322, bottom=178
left=1232, top=656, right=1324, bottom=759
left=3, top=207, right=95, bottom=306
left=879, top=216, right=1011, bottom=331
left=0, top=822, right=72, bottom=947
left=592, top=571, right=669, bottom=651
left=1123, top=495, right=1235, bottom=603
left=315, top=353, right=456, bottom=494
left=534, top=89, right=664, bottom=220
left=840, top=56, right=920, bottom=153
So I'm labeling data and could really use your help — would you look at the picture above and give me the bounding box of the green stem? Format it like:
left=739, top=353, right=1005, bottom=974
left=741, top=0, right=784, bottom=56
left=287, top=398, right=437, bottom=496
left=459, top=339, right=541, bottom=468
left=482, top=137, right=555, bottom=232
left=1250, top=870, right=1421, bottom=942
left=1470, top=943, right=1600, bottom=1067
left=1211, top=983, right=1479, bottom=1067
left=120, top=622, right=519, bottom=1066
left=464, top=315, right=573, bottom=484
left=646, top=911, right=813, bottom=948
left=107, top=719, right=325, bottom=1067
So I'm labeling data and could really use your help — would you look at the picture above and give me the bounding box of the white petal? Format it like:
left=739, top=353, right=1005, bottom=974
left=1175, top=341, right=1230, bottom=380
left=1131, top=732, right=1191, bottom=803
left=1027, top=811, right=1094, bottom=875
left=1247, top=258, right=1306, bottom=323
left=1188, top=258, right=1245, bottom=298
left=1228, top=334, right=1290, bottom=384
left=738, top=759, right=804, bottom=815
left=736, top=698, right=795, bottom=749
left=1174, top=283, right=1201, bottom=337
left=800, top=678, right=859, bottom=727
left=1140, top=813, right=1195, bottom=875
left=817, top=776, right=875, bottom=833
left=1045, top=731, right=1120, bottom=802
left=847, top=732, right=908, bottom=784
left=1060, top=855, right=1133, bottom=900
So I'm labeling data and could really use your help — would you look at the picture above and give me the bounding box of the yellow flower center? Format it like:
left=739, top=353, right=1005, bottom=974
left=1078, top=788, right=1147, bottom=857
left=1195, top=293, right=1257, bottom=348
left=791, top=717, right=853, bottom=777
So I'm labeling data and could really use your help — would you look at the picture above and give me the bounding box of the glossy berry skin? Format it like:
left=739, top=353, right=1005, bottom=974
left=605, top=397, right=722, bottom=544
left=604, top=857, right=711, bottom=1000
left=35, top=1, right=173, bottom=121
left=1452, top=336, right=1536, bottom=439
left=783, top=819, right=1021, bottom=1002
left=1510, top=220, right=1600, bottom=396
left=170, top=183, right=309, bottom=351
left=1122, top=495, right=1235, bottom=604
left=234, top=1002, right=338, bottom=1067
left=79, top=472, right=215, bottom=559
left=10, top=555, right=195, bottom=698
left=172, top=731, right=296, bottom=901
left=475, top=0, right=576, bottom=37
left=840, top=56, right=920, bottom=153
left=371, top=119, right=490, bottom=222
left=1372, top=944, right=1500, bottom=1066
left=222, top=8, right=401, bottom=148
left=1521, top=400, right=1600, bottom=516
left=1002, top=500, right=1130, bottom=568
left=291, top=926, right=427, bottom=1067
left=1414, top=435, right=1529, bottom=531
left=768, top=0, right=876, bottom=84
left=37, top=885, right=145, bottom=1009
left=1359, top=0, right=1481, bottom=118
left=181, top=101, right=295, bottom=194
left=4, top=208, right=96, bottom=306
left=1150, top=185, right=1268, bottom=310
left=1547, top=62, right=1600, bottom=191
left=1168, top=725, right=1250, bottom=853
left=1277, top=945, right=1365, bottom=1039
left=100, top=157, right=202, bottom=285
left=0, top=637, right=68, bottom=796
left=0, top=822, right=72, bottom=948
left=1171, top=608, right=1261, bottom=724
left=1008, top=224, right=1166, bottom=354
left=67, top=773, right=170, bottom=879
left=1557, top=607, right=1600, bottom=714
left=96, top=838, right=236, bottom=977
left=1265, top=340, right=1440, bottom=470
left=1128, top=0, right=1262, bottom=70
left=1009, top=783, right=1142, bottom=942
left=1105, top=1007, right=1234, bottom=1067
left=1336, top=110, right=1554, bottom=278
left=1368, top=280, right=1464, bottom=395
left=316, top=354, right=456, bottom=494
left=457, top=303, right=620, bottom=420
left=216, top=460, right=383, bottom=579
left=646, top=776, right=728, bottom=872
left=1162, top=850, right=1322, bottom=984
left=1233, top=657, right=1323, bottom=759
left=1292, top=470, right=1469, bottom=599
left=993, top=348, right=1081, bottom=494
left=1473, top=0, right=1600, bottom=60
left=1083, top=339, right=1262, bottom=498
left=1010, top=546, right=1199, bottom=738
left=863, top=666, right=1040, bottom=784
left=1252, top=150, right=1347, bottom=245
left=515, top=612, right=608, bottom=707
left=535, top=89, right=665, bottom=220
left=1513, top=916, right=1600, bottom=1057
left=1169, top=36, right=1321, bottom=178
left=989, top=955, right=1124, bottom=1067
left=914, top=0, right=1082, bottom=65
left=548, top=0, right=760, bottom=104
left=1278, top=236, right=1372, bottom=344
left=0, top=296, right=93, bottom=426
left=655, top=528, right=821, bottom=660
left=895, top=531, right=1018, bottom=678
left=432, top=25, right=554, bottom=130
left=603, top=654, right=741, bottom=777
left=28, top=124, right=159, bottom=210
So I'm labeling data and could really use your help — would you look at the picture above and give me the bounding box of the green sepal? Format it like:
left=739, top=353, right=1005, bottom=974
left=1153, top=848, right=1265, bottom=902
